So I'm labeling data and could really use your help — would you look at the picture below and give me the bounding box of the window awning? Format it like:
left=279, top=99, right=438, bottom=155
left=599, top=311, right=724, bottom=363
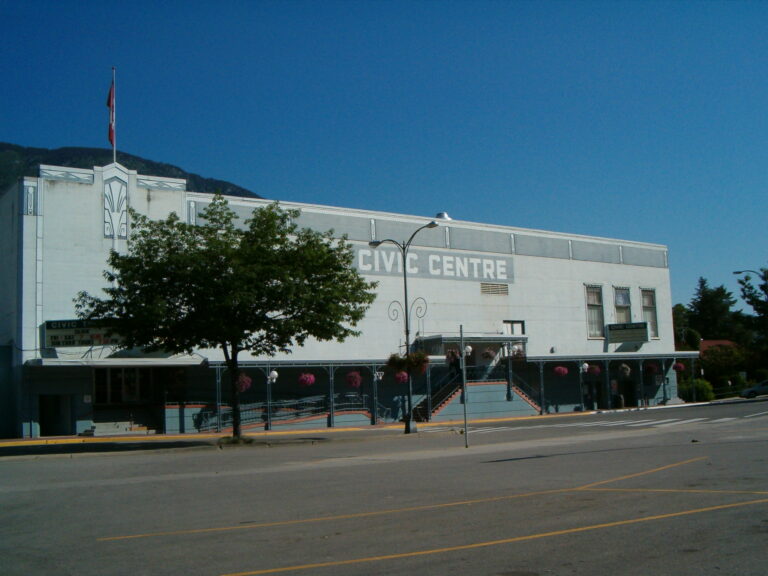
left=26, top=355, right=207, bottom=368
left=416, top=334, right=528, bottom=356
left=524, top=351, right=699, bottom=363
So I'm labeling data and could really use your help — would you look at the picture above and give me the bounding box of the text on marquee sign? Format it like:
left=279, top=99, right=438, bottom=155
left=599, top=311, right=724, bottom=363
left=355, top=247, right=513, bottom=282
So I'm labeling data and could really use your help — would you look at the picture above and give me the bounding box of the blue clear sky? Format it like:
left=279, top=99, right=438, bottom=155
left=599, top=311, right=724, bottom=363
left=2, top=0, right=766, bottom=309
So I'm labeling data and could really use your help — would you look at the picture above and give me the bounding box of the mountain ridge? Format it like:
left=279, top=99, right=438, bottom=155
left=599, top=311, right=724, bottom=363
left=0, top=142, right=260, bottom=198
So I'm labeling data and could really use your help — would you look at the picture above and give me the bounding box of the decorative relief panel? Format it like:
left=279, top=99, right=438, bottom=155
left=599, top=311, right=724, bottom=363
left=24, top=184, right=38, bottom=215
left=137, top=177, right=186, bottom=191
left=40, top=167, right=94, bottom=184
left=104, top=178, right=128, bottom=239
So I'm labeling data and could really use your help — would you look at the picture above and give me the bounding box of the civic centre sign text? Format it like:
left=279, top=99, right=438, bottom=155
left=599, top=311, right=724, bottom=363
left=43, top=320, right=121, bottom=348
left=355, top=246, right=514, bottom=283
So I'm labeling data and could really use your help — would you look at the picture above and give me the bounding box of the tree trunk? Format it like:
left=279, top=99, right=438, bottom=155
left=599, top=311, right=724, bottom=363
left=230, top=364, right=241, bottom=438
left=224, top=346, right=242, bottom=438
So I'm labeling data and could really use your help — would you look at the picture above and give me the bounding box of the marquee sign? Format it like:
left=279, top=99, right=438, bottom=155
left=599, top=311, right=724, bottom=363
left=606, top=322, right=649, bottom=343
left=43, top=320, right=121, bottom=348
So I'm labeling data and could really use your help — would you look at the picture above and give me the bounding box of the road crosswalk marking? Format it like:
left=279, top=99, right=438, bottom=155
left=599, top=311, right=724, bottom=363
left=423, top=413, right=759, bottom=435
left=626, top=418, right=679, bottom=427
left=654, top=417, right=708, bottom=427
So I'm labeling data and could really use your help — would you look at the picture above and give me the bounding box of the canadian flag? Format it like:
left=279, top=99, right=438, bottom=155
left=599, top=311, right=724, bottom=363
left=106, top=80, right=115, bottom=147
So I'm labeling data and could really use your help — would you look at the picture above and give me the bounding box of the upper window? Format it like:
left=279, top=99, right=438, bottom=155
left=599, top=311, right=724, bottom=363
left=586, top=285, right=605, bottom=338
left=614, top=287, right=631, bottom=323
left=641, top=289, right=659, bottom=338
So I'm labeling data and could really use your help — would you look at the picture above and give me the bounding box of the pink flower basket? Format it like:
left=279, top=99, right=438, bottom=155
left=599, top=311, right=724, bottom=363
left=553, top=366, right=569, bottom=377
left=673, top=362, right=685, bottom=373
left=346, top=371, right=362, bottom=389
left=395, top=371, right=409, bottom=383
left=588, top=364, right=601, bottom=375
left=237, top=373, right=252, bottom=393
left=298, top=373, right=316, bottom=387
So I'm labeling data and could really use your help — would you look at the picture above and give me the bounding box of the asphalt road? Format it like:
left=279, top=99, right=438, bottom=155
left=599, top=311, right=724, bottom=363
left=1, top=401, right=767, bottom=576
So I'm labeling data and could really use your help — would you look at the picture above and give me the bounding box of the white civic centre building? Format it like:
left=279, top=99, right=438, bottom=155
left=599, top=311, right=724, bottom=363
left=0, top=162, right=696, bottom=438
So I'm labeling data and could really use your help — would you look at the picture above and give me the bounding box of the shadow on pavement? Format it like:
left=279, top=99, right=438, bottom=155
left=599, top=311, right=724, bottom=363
left=0, top=440, right=217, bottom=458
left=0, top=435, right=334, bottom=458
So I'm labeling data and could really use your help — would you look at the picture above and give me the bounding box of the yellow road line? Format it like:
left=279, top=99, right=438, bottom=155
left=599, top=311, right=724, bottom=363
left=99, top=456, right=709, bottom=542
left=582, top=487, right=768, bottom=495
left=97, top=488, right=571, bottom=542
left=575, top=456, right=707, bottom=489
left=220, top=498, right=768, bottom=576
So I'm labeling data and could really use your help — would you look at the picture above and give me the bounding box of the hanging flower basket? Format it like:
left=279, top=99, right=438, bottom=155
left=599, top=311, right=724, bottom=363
left=298, top=373, right=316, bottom=387
left=387, top=351, right=430, bottom=374
left=619, top=363, right=631, bottom=377
left=673, top=362, right=685, bottom=373
left=588, top=364, right=601, bottom=375
left=237, top=372, right=252, bottom=393
left=395, top=371, right=409, bottom=383
left=645, top=363, right=659, bottom=374
left=482, top=348, right=496, bottom=360
left=553, top=365, right=569, bottom=377
left=346, top=371, right=362, bottom=389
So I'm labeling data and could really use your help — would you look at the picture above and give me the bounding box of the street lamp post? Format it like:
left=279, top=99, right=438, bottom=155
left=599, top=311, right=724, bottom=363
left=733, top=269, right=765, bottom=291
left=369, top=212, right=451, bottom=434
left=579, top=362, right=588, bottom=412
left=506, top=344, right=519, bottom=401
left=264, top=370, right=278, bottom=430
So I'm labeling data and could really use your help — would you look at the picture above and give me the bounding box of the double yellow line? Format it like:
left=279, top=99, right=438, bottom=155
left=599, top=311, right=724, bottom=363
left=97, top=456, right=768, bottom=576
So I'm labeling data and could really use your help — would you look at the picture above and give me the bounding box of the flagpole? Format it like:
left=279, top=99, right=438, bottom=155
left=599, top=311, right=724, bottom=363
left=112, top=66, right=116, bottom=164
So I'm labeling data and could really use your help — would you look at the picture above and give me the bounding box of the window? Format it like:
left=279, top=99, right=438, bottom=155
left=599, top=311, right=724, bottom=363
left=614, top=287, right=631, bottom=323
left=586, top=285, right=605, bottom=338
left=641, top=289, right=659, bottom=337
left=93, top=368, right=158, bottom=404
left=503, top=320, right=526, bottom=336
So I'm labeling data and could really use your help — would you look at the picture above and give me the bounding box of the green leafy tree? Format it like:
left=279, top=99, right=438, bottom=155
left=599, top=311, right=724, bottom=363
left=672, top=303, right=701, bottom=350
left=75, top=196, right=377, bottom=438
left=700, top=343, right=745, bottom=390
left=736, top=267, right=768, bottom=344
left=735, top=265, right=768, bottom=377
left=687, top=278, right=749, bottom=344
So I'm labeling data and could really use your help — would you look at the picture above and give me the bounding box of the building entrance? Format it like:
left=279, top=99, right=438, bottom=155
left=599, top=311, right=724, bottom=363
left=39, top=394, right=72, bottom=436
left=92, top=367, right=178, bottom=434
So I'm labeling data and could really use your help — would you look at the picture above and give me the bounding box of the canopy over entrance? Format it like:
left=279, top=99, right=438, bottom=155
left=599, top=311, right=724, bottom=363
left=416, top=334, right=528, bottom=357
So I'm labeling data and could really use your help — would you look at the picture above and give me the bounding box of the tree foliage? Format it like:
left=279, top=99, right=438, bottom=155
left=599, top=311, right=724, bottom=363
left=737, top=267, right=768, bottom=344
left=75, top=196, right=377, bottom=437
left=672, top=303, right=701, bottom=350
left=678, top=379, right=714, bottom=403
left=700, top=344, right=745, bottom=389
left=686, top=277, right=750, bottom=344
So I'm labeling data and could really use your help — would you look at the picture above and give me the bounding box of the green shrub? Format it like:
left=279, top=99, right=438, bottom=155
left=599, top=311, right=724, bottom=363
left=713, top=374, right=747, bottom=399
left=678, top=378, right=714, bottom=402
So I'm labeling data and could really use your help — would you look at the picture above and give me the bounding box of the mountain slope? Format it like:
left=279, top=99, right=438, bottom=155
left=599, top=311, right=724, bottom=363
left=0, top=142, right=260, bottom=198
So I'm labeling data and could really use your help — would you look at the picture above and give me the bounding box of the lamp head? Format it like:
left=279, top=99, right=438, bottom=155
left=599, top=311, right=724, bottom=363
left=369, top=240, right=382, bottom=248
left=428, top=212, right=452, bottom=228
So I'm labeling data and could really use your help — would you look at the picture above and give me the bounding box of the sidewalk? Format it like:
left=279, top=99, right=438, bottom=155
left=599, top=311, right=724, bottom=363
left=0, top=401, right=720, bottom=458
left=0, top=421, right=412, bottom=457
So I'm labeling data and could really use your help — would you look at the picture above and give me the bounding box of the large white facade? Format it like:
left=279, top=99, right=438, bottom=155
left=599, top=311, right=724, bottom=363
left=0, top=163, right=692, bottom=438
